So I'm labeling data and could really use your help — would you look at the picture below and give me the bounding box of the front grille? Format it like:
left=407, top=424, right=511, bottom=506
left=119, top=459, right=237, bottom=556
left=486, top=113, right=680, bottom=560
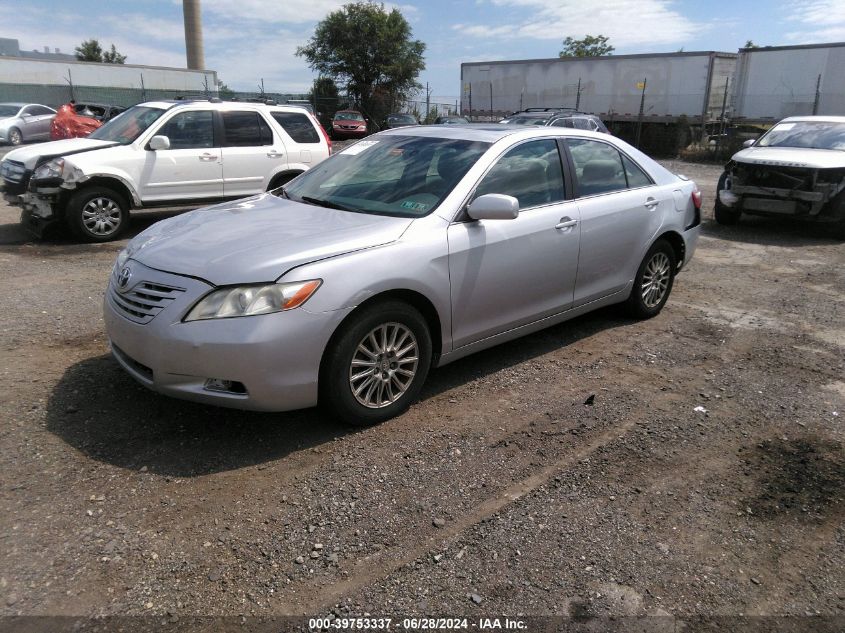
left=1, top=159, right=26, bottom=183
left=108, top=279, right=186, bottom=324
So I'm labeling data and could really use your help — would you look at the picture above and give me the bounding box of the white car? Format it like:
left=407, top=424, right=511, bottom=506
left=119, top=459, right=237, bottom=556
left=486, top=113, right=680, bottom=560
left=0, top=99, right=332, bottom=242
left=715, top=116, right=845, bottom=237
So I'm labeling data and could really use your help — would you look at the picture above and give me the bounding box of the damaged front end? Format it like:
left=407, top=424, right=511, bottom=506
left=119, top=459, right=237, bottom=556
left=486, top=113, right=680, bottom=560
left=718, top=160, right=845, bottom=222
left=17, top=158, right=89, bottom=237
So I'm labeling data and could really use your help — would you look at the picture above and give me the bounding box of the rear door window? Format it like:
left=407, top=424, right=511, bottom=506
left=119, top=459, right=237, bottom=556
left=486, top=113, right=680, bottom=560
left=271, top=112, right=319, bottom=143
left=567, top=138, right=627, bottom=197
left=474, top=139, right=565, bottom=208
left=222, top=111, right=273, bottom=146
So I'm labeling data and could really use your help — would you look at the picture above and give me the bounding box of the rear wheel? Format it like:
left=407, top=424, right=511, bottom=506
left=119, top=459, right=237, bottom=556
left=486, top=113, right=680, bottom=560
left=714, top=171, right=741, bottom=225
left=65, top=186, right=128, bottom=243
left=320, top=301, right=432, bottom=426
left=625, top=239, right=677, bottom=319
left=7, top=127, right=22, bottom=146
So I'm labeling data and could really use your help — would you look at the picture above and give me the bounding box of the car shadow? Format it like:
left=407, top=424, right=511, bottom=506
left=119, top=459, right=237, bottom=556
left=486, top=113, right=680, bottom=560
left=45, top=306, right=632, bottom=477
left=700, top=216, right=843, bottom=247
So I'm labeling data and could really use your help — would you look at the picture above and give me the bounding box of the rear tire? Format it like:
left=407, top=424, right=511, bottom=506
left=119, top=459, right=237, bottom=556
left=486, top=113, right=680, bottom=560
left=8, top=127, right=22, bottom=146
left=320, top=301, right=432, bottom=426
left=625, top=239, right=677, bottom=319
left=714, top=171, right=741, bottom=225
left=65, top=186, right=128, bottom=243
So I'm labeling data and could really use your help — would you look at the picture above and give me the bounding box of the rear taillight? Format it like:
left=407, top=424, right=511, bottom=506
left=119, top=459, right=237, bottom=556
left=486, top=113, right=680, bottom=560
left=691, top=186, right=702, bottom=210
left=310, top=114, right=332, bottom=155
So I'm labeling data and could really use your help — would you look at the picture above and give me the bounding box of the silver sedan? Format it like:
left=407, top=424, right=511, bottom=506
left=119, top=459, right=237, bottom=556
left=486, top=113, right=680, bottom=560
left=104, top=125, right=702, bottom=425
left=0, top=102, right=56, bottom=145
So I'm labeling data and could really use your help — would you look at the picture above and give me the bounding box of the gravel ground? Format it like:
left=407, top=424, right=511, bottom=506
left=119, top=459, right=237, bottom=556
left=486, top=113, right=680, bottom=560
left=0, top=156, right=843, bottom=630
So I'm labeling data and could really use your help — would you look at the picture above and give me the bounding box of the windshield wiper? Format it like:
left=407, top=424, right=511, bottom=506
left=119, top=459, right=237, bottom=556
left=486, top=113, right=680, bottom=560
left=299, top=195, right=358, bottom=212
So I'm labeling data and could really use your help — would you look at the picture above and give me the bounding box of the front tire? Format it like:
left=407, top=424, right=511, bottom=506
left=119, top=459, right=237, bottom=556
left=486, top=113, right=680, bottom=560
left=321, top=301, right=432, bottom=426
left=65, top=187, right=128, bottom=243
left=7, top=127, right=22, bottom=146
left=625, top=239, right=677, bottom=319
left=714, top=171, right=741, bottom=225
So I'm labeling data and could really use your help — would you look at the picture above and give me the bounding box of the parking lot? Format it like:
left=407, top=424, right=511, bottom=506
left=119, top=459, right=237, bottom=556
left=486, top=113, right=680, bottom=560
left=0, top=158, right=843, bottom=625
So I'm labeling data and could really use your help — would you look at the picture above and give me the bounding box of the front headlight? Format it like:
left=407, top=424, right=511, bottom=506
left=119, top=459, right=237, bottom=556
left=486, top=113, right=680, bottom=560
left=32, top=158, right=64, bottom=180
left=184, top=279, right=322, bottom=321
left=114, top=247, right=130, bottom=272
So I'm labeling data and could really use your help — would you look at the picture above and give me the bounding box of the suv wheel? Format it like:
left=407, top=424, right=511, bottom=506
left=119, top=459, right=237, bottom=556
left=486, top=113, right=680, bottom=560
left=66, top=187, right=128, bottom=243
left=714, top=172, right=741, bottom=225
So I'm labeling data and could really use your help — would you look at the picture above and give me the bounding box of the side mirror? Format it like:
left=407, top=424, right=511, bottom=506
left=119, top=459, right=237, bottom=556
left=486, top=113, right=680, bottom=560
left=742, top=138, right=756, bottom=148
left=467, top=194, right=520, bottom=221
left=149, top=135, right=171, bottom=151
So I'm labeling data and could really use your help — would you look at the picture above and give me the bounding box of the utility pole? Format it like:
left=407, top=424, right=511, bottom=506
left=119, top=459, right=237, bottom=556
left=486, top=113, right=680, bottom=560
left=489, top=81, right=493, bottom=119
left=468, top=84, right=472, bottom=120
left=575, top=77, right=581, bottom=110
left=634, top=77, right=647, bottom=149
left=812, top=74, right=822, bottom=115
left=182, top=0, right=205, bottom=70
left=425, top=82, right=430, bottom=122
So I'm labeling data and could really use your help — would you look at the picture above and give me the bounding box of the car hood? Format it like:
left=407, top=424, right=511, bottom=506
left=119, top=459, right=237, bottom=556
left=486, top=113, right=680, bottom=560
left=732, top=146, right=845, bottom=169
left=127, top=194, right=414, bottom=286
left=2, top=137, right=117, bottom=168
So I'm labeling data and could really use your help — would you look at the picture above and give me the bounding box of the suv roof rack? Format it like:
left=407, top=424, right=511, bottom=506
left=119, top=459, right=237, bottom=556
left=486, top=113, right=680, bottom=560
left=173, top=95, right=222, bottom=103
left=523, top=107, right=580, bottom=112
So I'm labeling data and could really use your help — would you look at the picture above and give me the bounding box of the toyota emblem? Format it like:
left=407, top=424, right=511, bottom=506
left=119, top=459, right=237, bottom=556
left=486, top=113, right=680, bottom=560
left=117, top=266, right=132, bottom=290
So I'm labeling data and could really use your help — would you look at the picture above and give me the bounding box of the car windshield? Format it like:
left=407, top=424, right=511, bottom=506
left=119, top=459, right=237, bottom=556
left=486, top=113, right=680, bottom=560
left=757, top=121, right=845, bottom=151
left=503, top=116, right=549, bottom=126
left=441, top=117, right=469, bottom=124
left=0, top=105, right=21, bottom=117
left=388, top=114, right=416, bottom=124
left=87, top=105, right=165, bottom=144
left=335, top=112, right=364, bottom=121
left=283, top=135, right=490, bottom=218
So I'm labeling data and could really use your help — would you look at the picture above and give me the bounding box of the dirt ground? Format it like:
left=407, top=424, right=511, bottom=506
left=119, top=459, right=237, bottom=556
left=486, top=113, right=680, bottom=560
left=0, top=157, right=843, bottom=631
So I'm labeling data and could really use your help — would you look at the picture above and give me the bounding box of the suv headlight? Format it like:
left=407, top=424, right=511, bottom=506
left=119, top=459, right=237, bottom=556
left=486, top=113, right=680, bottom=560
left=32, top=158, right=64, bottom=180
left=184, top=280, right=322, bottom=321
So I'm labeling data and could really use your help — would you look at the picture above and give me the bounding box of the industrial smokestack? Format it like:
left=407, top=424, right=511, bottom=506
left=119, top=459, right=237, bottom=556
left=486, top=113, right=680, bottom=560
left=183, top=0, right=205, bottom=70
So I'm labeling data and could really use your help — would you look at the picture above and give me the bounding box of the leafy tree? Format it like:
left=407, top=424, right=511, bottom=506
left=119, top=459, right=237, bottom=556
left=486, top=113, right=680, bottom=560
left=75, top=39, right=127, bottom=63
left=308, top=76, right=341, bottom=124
left=75, top=39, right=103, bottom=62
left=296, top=2, right=425, bottom=125
left=218, top=82, right=235, bottom=99
left=559, top=35, right=614, bottom=58
left=744, top=40, right=760, bottom=49
left=102, top=44, right=127, bottom=64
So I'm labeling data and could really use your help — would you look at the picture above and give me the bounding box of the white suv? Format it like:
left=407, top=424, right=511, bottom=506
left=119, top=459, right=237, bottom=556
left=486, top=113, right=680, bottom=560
left=0, top=99, right=332, bottom=242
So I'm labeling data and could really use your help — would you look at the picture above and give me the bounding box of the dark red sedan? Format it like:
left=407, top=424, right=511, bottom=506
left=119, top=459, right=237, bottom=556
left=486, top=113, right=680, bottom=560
left=331, top=110, right=368, bottom=140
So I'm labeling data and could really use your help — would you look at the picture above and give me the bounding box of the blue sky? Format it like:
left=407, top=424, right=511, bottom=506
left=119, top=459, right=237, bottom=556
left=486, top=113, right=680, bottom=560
left=4, top=0, right=845, bottom=101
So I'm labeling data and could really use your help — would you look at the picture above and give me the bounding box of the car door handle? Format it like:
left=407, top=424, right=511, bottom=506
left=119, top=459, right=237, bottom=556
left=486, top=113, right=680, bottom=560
left=199, top=153, right=218, bottom=161
left=644, top=197, right=659, bottom=209
left=266, top=151, right=285, bottom=158
left=555, top=217, right=578, bottom=230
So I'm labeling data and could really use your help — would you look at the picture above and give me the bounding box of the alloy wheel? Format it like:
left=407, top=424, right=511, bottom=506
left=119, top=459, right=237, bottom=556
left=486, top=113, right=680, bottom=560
left=81, top=197, right=122, bottom=237
left=641, top=251, right=671, bottom=308
left=349, top=322, right=419, bottom=409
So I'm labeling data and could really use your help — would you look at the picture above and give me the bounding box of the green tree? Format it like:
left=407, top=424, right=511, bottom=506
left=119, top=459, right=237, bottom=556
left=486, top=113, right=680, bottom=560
left=308, top=76, right=341, bottom=124
left=218, top=82, right=236, bottom=99
left=75, top=39, right=103, bottom=62
left=102, top=44, right=127, bottom=64
left=744, top=40, right=760, bottom=49
left=75, top=39, right=127, bottom=63
left=559, top=34, right=614, bottom=58
left=296, top=2, right=425, bottom=126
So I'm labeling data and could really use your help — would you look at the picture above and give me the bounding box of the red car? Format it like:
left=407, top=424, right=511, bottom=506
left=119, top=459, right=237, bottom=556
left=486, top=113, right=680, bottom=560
left=331, top=110, right=367, bottom=140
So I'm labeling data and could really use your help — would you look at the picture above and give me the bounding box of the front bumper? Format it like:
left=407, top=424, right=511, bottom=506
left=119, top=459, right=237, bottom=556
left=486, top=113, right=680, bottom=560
left=103, top=260, right=352, bottom=413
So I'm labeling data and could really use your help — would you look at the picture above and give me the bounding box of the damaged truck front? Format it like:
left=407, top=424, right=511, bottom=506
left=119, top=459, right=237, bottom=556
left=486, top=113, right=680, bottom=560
left=715, top=117, right=845, bottom=238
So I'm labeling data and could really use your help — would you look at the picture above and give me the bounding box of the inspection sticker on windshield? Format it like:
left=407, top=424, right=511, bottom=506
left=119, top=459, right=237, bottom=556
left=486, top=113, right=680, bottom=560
left=775, top=123, right=795, bottom=131
left=400, top=200, right=429, bottom=212
left=342, top=140, right=379, bottom=155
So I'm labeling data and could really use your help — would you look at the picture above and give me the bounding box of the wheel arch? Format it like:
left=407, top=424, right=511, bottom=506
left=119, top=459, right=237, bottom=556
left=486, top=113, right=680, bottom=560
left=267, top=169, right=304, bottom=191
left=655, top=230, right=685, bottom=271
left=319, top=288, right=444, bottom=379
left=72, top=175, right=139, bottom=208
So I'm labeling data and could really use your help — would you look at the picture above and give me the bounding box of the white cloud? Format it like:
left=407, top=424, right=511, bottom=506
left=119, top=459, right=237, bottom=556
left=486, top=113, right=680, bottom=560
left=785, top=0, right=845, bottom=42
left=454, top=0, right=701, bottom=48
left=203, top=0, right=346, bottom=24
